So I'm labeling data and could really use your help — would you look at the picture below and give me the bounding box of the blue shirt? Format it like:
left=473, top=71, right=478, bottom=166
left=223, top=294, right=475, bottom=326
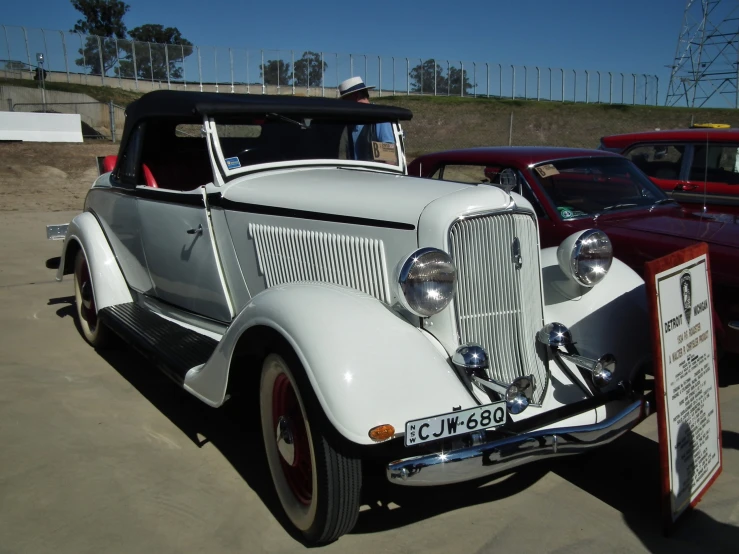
left=350, top=122, right=395, bottom=160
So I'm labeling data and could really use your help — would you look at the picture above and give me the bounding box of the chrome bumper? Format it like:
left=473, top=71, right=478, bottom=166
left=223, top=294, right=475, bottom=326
left=387, top=397, right=650, bottom=486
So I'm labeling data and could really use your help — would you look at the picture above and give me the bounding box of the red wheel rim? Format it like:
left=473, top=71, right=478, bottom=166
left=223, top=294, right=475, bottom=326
left=273, top=373, right=313, bottom=505
left=76, top=258, right=97, bottom=330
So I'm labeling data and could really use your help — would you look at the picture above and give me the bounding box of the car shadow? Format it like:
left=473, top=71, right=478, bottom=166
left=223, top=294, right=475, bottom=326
left=552, top=430, right=739, bottom=553
left=54, top=323, right=307, bottom=545
left=352, top=465, right=549, bottom=534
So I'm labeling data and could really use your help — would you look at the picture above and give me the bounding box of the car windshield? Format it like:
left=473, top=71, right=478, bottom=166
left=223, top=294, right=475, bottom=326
left=213, top=116, right=401, bottom=172
left=530, top=157, right=669, bottom=219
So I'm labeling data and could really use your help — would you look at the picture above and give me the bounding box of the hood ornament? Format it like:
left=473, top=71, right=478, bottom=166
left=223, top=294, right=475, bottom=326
left=512, top=237, right=523, bottom=269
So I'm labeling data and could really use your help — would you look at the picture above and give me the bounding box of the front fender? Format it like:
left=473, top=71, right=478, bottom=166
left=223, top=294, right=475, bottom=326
left=184, top=283, right=475, bottom=445
left=541, top=247, right=651, bottom=381
left=57, top=211, right=132, bottom=310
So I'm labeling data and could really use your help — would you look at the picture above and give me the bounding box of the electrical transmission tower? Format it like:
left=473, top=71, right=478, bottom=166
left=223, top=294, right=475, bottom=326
left=665, top=0, right=739, bottom=108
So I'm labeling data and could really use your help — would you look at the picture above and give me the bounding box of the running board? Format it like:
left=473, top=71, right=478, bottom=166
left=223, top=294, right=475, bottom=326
left=98, top=303, right=219, bottom=384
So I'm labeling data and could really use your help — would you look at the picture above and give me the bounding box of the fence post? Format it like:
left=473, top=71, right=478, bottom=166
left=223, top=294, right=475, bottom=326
left=109, top=101, right=116, bottom=143
left=536, top=66, right=540, bottom=101
left=461, top=62, right=464, bottom=97
left=655, top=76, right=659, bottom=106
left=644, top=74, right=648, bottom=104
left=350, top=54, right=353, bottom=77
left=22, top=27, right=31, bottom=75
left=183, top=44, right=187, bottom=90
left=597, top=71, right=601, bottom=103
left=148, top=42, right=154, bottom=85
left=214, top=49, right=219, bottom=93
left=448, top=61, right=451, bottom=96
left=116, top=38, right=121, bottom=87
left=2, top=26, right=12, bottom=77
left=378, top=56, right=382, bottom=97
left=499, top=64, right=502, bottom=98
left=511, top=65, right=515, bottom=99
left=609, top=72, right=612, bottom=104
left=523, top=66, right=527, bottom=99
left=434, top=59, right=437, bottom=96
left=585, top=70, right=589, bottom=103
left=420, top=58, right=423, bottom=94
left=573, top=70, right=577, bottom=102
left=59, top=31, right=70, bottom=83
left=261, top=50, right=265, bottom=94
left=486, top=62, right=489, bottom=98
left=321, top=52, right=324, bottom=97
left=166, top=45, right=172, bottom=90
left=364, top=55, right=367, bottom=84
left=632, top=74, right=636, bottom=105
left=508, top=111, right=513, bottom=146
left=561, top=68, right=565, bottom=102
left=473, top=62, right=476, bottom=97
left=42, top=29, right=50, bottom=78
left=199, top=46, right=204, bottom=92
left=392, top=57, right=395, bottom=95
left=406, top=58, right=409, bottom=95
left=292, top=50, right=295, bottom=95
left=130, top=40, right=138, bottom=90
left=97, top=36, right=105, bottom=85
left=621, top=73, right=624, bottom=104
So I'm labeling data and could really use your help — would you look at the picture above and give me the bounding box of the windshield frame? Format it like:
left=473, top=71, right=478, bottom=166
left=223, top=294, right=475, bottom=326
left=528, top=155, right=671, bottom=221
left=207, top=115, right=406, bottom=182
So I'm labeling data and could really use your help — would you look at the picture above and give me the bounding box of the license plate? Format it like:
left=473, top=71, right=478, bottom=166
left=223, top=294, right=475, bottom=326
left=404, top=401, right=506, bottom=446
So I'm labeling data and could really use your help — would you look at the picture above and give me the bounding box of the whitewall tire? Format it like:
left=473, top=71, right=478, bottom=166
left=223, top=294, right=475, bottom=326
left=73, top=249, right=110, bottom=347
left=259, top=351, right=361, bottom=544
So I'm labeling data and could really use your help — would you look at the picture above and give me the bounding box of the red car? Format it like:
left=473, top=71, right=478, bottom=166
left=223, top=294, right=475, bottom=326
left=408, top=147, right=739, bottom=353
left=599, top=128, right=739, bottom=215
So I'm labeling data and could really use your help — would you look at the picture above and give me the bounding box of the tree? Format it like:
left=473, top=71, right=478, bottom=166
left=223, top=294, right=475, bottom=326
left=260, top=59, right=291, bottom=87
left=293, top=51, right=327, bottom=87
left=118, top=24, right=193, bottom=81
left=69, top=0, right=129, bottom=75
left=410, top=59, right=447, bottom=94
left=448, top=66, right=475, bottom=96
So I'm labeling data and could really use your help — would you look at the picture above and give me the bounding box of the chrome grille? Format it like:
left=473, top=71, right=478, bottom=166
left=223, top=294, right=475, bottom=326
left=249, top=223, right=391, bottom=302
left=449, top=213, right=547, bottom=403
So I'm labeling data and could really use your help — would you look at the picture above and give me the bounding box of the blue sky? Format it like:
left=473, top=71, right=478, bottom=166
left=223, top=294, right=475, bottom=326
left=1, top=0, right=688, bottom=102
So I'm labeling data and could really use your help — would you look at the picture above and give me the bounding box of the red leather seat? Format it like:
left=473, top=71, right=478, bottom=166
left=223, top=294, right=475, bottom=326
left=142, top=164, right=158, bottom=188
left=102, top=155, right=117, bottom=173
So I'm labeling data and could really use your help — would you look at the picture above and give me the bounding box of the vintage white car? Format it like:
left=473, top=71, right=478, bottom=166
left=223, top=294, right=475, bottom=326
left=51, top=90, right=654, bottom=544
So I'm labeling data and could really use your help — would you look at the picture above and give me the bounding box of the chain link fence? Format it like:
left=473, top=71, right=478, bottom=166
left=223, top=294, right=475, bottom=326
left=1, top=24, right=659, bottom=105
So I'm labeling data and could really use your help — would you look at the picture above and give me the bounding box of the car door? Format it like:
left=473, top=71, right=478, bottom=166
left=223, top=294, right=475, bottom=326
left=621, top=143, right=687, bottom=194
left=135, top=120, right=234, bottom=323
left=676, top=142, right=739, bottom=211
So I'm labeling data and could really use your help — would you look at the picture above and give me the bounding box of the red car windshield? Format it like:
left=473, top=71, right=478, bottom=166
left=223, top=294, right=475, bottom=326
left=531, top=157, right=670, bottom=219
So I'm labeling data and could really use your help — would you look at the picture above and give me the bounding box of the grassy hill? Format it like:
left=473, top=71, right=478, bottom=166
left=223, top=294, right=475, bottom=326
left=5, top=76, right=739, bottom=157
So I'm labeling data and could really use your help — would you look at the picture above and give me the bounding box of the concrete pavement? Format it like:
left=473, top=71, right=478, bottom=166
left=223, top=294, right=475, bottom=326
left=1, top=211, right=737, bottom=553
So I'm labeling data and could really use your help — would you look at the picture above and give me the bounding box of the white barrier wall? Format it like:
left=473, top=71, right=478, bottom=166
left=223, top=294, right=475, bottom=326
left=0, top=112, right=83, bottom=142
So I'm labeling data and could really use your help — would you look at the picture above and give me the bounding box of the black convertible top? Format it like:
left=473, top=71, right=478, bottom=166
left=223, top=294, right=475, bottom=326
left=124, top=90, right=412, bottom=126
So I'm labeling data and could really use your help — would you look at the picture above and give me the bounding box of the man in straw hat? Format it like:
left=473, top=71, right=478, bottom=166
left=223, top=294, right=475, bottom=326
left=338, top=76, right=395, bottom=161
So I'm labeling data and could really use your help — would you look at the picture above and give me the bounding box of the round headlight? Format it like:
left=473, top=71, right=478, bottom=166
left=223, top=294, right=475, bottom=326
left=557, top=229, right=613, bottom=287
left=397, top=248, right=457, bottom=317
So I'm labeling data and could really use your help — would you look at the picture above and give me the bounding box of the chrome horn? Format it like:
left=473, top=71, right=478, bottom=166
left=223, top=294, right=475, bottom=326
left=537, top=323, right=615, bottom=390
left=452, top=344, right=534, bottom=414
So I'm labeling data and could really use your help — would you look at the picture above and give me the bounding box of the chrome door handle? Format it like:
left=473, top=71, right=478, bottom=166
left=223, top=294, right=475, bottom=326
left=187, top=224, right=203, bottom=235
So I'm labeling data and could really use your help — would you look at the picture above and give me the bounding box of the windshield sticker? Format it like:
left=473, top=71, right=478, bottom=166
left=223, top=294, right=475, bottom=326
left=372, top=141, right=398, bottom=165
left=557, top=206, right=588, bottom=219
left=535, top=164, right=560, bottom=178
left=225, top=157, right=241, bottom=170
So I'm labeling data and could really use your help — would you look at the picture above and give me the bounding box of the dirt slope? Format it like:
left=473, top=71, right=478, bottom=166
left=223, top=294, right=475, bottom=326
left=0, top=142, right=118, bottom=212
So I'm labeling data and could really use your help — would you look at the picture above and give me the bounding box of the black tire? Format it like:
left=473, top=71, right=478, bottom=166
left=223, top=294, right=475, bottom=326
left=73, top=249, right=111, bottom=348
left=259, top=351, right=361, bottom=544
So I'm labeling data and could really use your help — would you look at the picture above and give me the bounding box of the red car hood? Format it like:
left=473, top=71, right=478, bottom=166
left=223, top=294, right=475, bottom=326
left=599, top=212, right=739, bottom=249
